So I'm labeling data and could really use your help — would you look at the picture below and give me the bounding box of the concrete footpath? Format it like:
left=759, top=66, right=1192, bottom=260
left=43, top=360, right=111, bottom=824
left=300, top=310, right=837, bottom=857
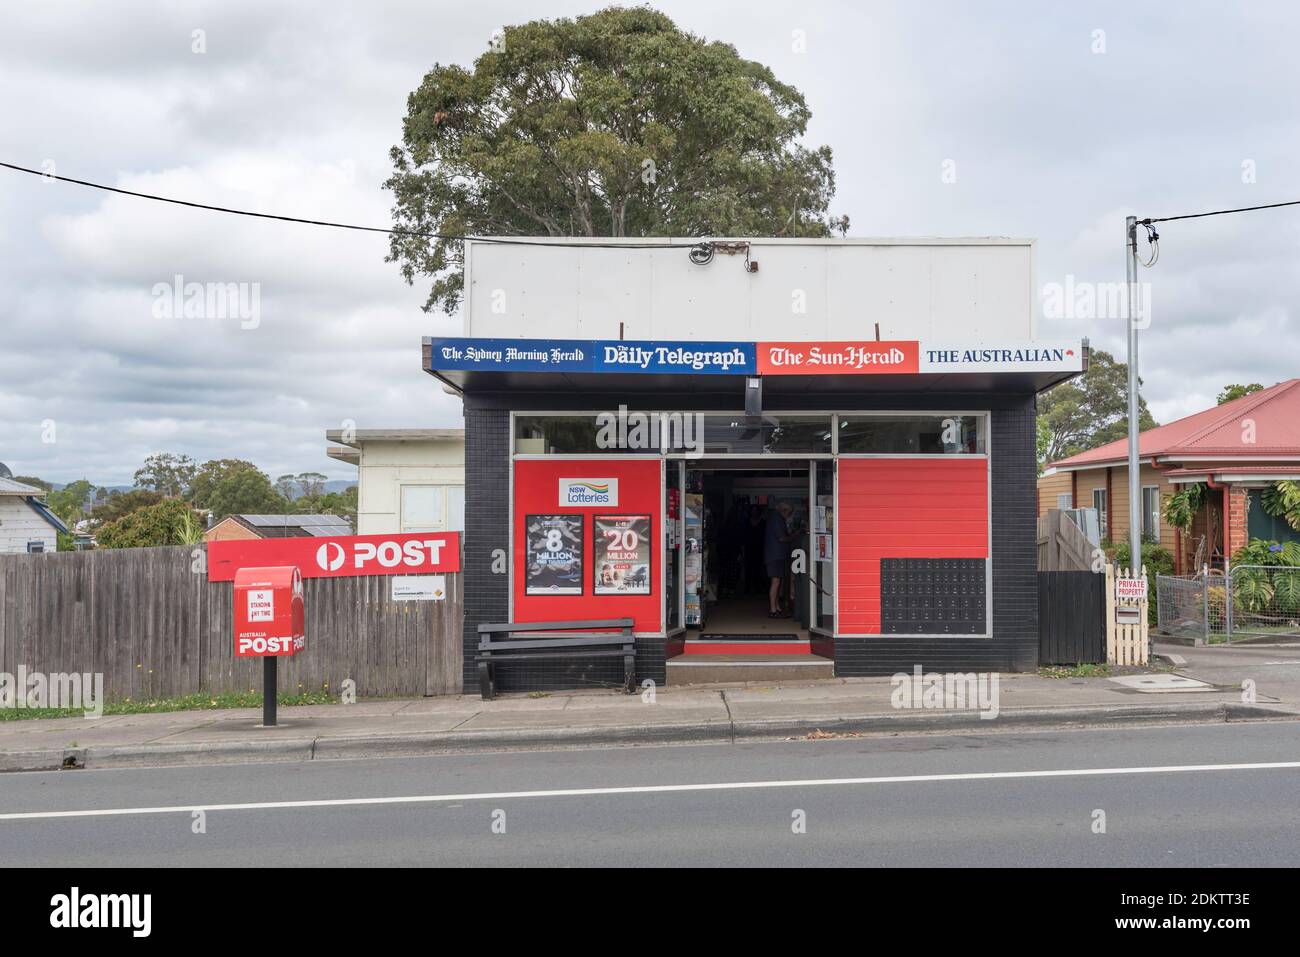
left=3, top=641, right=1299, bottom=772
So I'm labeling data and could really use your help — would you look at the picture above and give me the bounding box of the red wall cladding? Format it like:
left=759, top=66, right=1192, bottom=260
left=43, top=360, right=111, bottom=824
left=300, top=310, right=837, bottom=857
left=513, top=458, right=662, bottom=633
left=837, top=458, right=988, bottom=634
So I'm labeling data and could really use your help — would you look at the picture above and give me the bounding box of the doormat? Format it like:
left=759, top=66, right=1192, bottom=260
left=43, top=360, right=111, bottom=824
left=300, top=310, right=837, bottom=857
left=698, top=634, right=801, bottom=641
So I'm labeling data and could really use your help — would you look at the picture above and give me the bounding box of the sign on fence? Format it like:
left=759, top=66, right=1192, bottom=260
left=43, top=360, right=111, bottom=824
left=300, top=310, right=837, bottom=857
left=1115, top=577, right=1146, bottom=601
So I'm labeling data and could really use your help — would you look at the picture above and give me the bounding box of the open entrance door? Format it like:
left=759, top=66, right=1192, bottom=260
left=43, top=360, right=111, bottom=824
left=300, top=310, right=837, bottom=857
left=668, top=461, right=834, bottom=681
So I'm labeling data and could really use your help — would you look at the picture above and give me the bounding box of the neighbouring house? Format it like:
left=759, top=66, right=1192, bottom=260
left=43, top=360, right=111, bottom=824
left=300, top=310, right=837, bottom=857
left=1039, top=378, right=1300, bottom=572
left=325, top=429, right=465, bottom=535
left=0, top=476, right=69, bottom=553
left=204, top=513, right=354, bottom=542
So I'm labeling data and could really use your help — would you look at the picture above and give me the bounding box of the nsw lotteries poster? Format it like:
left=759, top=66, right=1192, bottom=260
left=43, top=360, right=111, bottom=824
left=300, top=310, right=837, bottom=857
left=594, top=515, right=652, bottom=595
left=525, top=514, right=584, bottom=595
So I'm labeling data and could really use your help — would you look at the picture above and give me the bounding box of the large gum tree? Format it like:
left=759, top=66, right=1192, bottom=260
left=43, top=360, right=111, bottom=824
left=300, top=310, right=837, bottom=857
left=386, top=5, right=844, bottom=314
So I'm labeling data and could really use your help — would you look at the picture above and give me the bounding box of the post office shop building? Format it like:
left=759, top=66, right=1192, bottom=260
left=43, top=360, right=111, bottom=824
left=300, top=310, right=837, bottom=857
left=426, top=238, right=1084, bottom=692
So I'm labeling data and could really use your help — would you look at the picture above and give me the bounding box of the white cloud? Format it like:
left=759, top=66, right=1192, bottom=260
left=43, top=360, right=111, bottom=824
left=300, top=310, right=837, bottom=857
left=1, top=0, right=1298, bottom=483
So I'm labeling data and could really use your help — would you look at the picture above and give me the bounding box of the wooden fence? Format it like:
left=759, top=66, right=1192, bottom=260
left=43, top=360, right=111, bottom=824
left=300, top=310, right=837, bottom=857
left=0, top=545, right=463, bottom=701
left=1106, top=563, right=1149, bottom=665
left=1037, top=509, right=1095, bottom=571
left=1037, top=570, right=1106, bottom=664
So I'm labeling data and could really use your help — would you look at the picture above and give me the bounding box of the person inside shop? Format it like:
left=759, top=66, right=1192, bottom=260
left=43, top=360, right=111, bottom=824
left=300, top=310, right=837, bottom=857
left=765, top=499, right=797, bottom=618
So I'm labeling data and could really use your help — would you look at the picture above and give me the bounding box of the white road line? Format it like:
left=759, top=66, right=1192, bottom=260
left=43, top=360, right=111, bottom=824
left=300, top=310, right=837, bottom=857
left=3, top=760, right=1300, bottom=821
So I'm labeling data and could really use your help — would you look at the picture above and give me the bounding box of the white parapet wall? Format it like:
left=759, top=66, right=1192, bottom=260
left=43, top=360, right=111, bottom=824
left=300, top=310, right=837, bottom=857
left=464, top=237, right=1036, bottom=342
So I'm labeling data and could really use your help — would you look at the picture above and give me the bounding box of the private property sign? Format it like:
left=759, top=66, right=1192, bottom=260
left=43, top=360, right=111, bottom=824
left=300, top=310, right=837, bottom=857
left=1115, top=577, right=1147, bottom=601
left=208, top=532, right=461, bottom=582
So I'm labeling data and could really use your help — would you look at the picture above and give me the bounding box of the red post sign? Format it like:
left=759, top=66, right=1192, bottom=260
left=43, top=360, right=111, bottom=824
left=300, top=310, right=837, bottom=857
left=208, top=532, right=460, bottom=582
left=233, top=566, right=305, bottom=658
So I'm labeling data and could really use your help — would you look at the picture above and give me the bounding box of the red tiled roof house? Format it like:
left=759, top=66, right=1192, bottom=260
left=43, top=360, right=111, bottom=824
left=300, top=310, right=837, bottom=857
left=1038, top=379, right=1300, bottom=572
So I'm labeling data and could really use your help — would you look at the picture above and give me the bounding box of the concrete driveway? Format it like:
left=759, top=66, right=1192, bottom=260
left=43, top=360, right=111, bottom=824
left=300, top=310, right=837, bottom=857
left=1158, top=640, right=1300, bottom=706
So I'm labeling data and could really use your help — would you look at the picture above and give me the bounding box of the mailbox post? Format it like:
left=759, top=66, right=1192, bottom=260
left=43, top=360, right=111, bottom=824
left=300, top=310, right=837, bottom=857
left=233, top=566, right=305, bottom=727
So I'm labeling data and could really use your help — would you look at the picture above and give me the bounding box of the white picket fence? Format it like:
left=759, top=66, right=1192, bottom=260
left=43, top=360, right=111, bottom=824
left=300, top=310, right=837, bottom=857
left=1105, top=563, right=1149, bottom=665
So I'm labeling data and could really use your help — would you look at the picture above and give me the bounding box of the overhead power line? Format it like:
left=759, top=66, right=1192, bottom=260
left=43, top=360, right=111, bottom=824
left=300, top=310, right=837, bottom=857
left=0, top=161, right=703, bottom=248
left=1141, top=198, right=1300, bottom=225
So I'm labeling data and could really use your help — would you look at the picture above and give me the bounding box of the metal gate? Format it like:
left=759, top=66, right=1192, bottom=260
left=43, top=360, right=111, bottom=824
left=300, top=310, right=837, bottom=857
left=1227, top=565, right=1300, bottom=641
left=1156, top=568, right=1226, bottom=641
left=1157, top=565, right=1300, bottom=643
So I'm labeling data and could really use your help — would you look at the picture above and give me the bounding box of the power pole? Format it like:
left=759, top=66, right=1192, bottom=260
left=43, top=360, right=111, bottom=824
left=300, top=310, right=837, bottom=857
left=1125, top=215, right=1142, bottom=578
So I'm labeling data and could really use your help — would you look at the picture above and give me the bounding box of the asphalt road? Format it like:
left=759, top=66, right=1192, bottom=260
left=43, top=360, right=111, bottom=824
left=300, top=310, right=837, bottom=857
left=2, top=721, right=1298, bottom=866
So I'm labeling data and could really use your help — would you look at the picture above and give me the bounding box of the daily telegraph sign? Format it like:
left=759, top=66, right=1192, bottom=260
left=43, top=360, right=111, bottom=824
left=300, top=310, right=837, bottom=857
left=208, top=532, right=460, bottom=582
left=428, top=337, right=755, bottom=374
left=426, top=337, right=1084, bottom=376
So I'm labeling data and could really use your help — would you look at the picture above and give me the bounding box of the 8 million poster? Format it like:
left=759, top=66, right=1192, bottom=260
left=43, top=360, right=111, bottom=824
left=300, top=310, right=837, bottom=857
left=594, top=515, right=652, bottom=595
left=525, top=514, right=584, bottom=595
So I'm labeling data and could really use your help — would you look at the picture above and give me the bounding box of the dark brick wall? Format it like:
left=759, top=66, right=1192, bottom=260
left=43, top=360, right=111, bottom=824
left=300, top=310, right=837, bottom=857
left=461, top=387, right=1040, bottom=690
left=990, top=392, right=1041, bottom=671
left=461, top=402, right=511, bottom=691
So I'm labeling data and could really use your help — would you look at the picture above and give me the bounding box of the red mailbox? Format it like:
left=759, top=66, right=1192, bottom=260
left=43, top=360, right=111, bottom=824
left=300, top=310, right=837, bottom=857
left=233, top=565, right=305, bottom=658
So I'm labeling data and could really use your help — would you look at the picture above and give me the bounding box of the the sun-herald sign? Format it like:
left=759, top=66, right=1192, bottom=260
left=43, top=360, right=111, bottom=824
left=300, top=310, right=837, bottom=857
left=208, top=532, right=460, bottom=582
left=233, top=566, right=305, bottom=657
left=426, top=337, right=1084, bottom=376
left=757, top=341, right=919, bottom=374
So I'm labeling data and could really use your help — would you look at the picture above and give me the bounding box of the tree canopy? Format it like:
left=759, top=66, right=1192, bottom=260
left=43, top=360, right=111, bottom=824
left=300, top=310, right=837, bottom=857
left=386, top=5, right=844, bottom=313
left=1038, top=350, right=1158, bottom=466
left=96, top=498, right=205, bottom=549
left=1217, top=382, right=1264, bottom=405
left=207, top=468, right=287, bottom=521
left=133, top=453, right=196, bottom=498
left=190, top=458, right=262, bottom=509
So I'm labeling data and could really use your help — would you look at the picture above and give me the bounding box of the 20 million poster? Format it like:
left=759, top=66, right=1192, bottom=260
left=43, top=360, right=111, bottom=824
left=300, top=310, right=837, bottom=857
left=525, top=514, right=584, bottom=595
left=594, top=515, right=652, bottom=595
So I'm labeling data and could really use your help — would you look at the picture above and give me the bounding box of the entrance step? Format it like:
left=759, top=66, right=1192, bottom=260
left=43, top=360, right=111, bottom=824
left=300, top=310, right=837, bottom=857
left=668, top=654, right=834, bottom=684
left=685, top=634, right=810, bottom=655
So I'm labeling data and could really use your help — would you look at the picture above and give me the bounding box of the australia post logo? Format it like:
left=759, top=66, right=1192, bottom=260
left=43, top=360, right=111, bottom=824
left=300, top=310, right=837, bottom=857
left=313, top=538, right=447, bottom=573
left=207, top=532, right=461, bottom=582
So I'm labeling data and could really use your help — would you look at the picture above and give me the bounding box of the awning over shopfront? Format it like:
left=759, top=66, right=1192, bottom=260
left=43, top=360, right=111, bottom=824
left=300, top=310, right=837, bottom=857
left=422, top=336, right=1088, bottom=395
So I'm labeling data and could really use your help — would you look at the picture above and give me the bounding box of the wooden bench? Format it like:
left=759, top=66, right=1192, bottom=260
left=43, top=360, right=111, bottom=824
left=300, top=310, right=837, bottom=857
left=475, top=618, right=636, bottom=700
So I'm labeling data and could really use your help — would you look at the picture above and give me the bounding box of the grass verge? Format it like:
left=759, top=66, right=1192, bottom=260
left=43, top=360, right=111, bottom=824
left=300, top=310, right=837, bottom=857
left=0, top=687, right=339, bottom=722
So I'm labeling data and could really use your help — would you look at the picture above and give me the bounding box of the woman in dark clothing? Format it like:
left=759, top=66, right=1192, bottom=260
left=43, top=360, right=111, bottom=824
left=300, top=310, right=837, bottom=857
left=764, top=500, right=795, bottom=617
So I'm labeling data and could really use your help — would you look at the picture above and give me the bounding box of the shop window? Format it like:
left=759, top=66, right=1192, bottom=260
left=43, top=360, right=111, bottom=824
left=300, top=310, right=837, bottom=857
left=837, top=415, right=986, bottom=454
left=514, top=412, right=832, bottom=455
left=515, top=414, right=664, bottom=454
left=698, top=415, right=832, bottom=455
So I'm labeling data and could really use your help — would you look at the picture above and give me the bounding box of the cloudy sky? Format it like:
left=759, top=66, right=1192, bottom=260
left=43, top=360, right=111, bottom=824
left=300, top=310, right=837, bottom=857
left=1, top=1, right=1297, bottom=485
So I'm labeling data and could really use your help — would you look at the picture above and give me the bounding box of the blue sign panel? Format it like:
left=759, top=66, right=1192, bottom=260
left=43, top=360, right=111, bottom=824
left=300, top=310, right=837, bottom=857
left=426, top=338, right=592, bottom=373
left=426, top=338, right=756, bottom=375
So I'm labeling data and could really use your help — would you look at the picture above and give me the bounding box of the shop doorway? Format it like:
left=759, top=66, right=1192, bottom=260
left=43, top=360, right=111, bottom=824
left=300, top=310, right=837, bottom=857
left=671, top=461, right=834, bottom=657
